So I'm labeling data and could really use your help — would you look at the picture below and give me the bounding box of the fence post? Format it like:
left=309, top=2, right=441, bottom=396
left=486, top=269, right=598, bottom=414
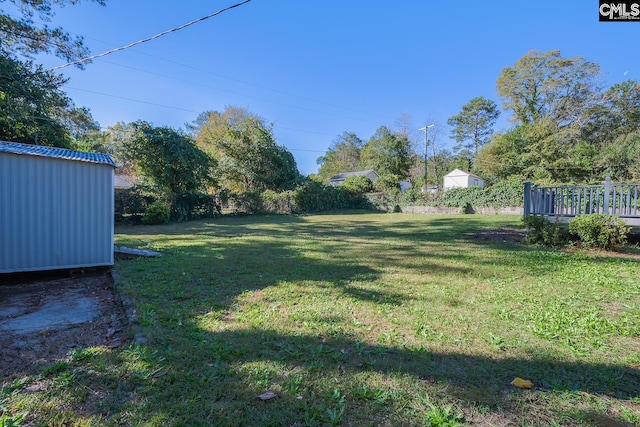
left=523, top=182, right=531, bottom=217
left=603, top=176, right=611, bottom=215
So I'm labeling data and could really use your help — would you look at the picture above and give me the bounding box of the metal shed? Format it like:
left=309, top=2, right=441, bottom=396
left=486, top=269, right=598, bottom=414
left=0, top=141, right=115, bottom=273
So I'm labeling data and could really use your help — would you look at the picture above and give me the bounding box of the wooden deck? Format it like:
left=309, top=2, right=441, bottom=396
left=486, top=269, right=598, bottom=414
left=524, top=177, right=640, bottom=226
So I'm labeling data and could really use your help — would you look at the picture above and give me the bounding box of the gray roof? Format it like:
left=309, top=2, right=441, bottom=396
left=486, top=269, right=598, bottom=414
left=0, top=141, right=115, bottom=167
left=330, top=169, right=379, bottom=181
left=114, top=174, right=138, bottom=190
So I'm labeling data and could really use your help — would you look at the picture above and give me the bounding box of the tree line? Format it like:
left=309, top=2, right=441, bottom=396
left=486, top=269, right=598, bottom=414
left=2, top=1, right=640, bottom=218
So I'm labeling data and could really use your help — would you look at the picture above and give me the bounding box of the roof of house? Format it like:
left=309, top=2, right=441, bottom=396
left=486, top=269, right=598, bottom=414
left=329, top=169, right=379, bottom=182
left=0, top=141, right=115, bottom=167
left=114, top=174, right=138, bottom=190
left=444, top=168, right=483, bottom=180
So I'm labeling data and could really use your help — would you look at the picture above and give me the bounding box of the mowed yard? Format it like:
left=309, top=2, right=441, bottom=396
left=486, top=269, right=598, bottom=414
left=3, top=212, right=640, bottom=426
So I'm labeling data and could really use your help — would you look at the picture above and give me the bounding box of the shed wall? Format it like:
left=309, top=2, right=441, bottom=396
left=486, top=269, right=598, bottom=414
left=0, top=152, right=114, bottom=273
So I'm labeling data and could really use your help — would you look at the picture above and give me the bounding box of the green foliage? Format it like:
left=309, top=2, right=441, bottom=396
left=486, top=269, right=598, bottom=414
left=360, top=126, right=412, bottom=179
left=424, top=403, right=465, bottom=427
left=227, top=191, right=263, bottom=214
left=497, top=50, right=600, bottom=126
left=522, top=215, right=568, bottom=247
left=171, top=192, right=221, bottom=221
left=483, top=51, right=640, bottom=184
left=341, top=175, right=373, bottom=194
left=114, top=186, right=155, bottom=224
left=141, top=201, right=170, bottom=225
left=0, top=54, right=72, bottom=147
left=195, top=107, right=301, bottom=193
left=459, top=202, right=474, bottom=214
left=122, top=121, right=215, bottom=196
left=317, top=132, right=364, bottom=182
left=1, top=0, right=106, bottom=64
left=448, top=96, right=500, bottom=158
left=290, top=180, right=366, bottom=212
left=440, top=186, right=485, bottom=207
left=373, top=173, right=400, bottom=193
left=0, top=413, right=26, bottom=427
left=260, top=190, right=294, bottom=214
left=483, top=177, right=524, bottom=207
left=569, top=214, right=630, bottom=250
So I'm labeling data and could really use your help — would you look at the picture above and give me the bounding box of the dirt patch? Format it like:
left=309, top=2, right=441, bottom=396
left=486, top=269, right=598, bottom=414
left=468, top=228, right=527, bottom=243
left=0, top=272, right=129, bottom=379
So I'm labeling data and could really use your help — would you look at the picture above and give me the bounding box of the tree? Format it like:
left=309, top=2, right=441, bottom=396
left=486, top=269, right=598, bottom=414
left=196, top=107, right=301, bottom=193
left=122, top=121, right=215, bottom=196
left=359, top=126, right=412, bottom=180
left=496, top=50, right=601, bottom=127
left=1, top=0, right=107, bottom=147
left=447, top=96, right=500, bottom=161
left=580, top=80, right=640, bottom=146
left=1, top=0, right=106, bottom=64
left=0, top=53, right=73, bottom=146
left=341, top=175, right=373, bottom=194
left=317, top=131, right=363, bottom=182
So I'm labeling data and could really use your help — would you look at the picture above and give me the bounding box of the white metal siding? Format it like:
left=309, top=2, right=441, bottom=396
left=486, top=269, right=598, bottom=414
left=0, top=152, right=114, bottom=273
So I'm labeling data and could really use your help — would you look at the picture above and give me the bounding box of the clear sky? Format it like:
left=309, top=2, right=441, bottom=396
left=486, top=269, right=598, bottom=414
left=27, top=0, right=640, bottom=175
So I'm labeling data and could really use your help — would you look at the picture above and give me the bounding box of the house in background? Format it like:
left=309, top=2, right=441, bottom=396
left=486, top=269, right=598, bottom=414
left=114, top=174, right=138, bottom=191
left=329, top=169, right=379, bottom=187
left=0, top=141, right=115, bottom=273
left=443, top=169, right=484, bottom=190
left=399, top=180, right=412, bottom=193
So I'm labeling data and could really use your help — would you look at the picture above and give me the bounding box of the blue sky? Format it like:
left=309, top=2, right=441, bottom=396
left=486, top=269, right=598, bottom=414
left=28, top=0, right=640, bottom=174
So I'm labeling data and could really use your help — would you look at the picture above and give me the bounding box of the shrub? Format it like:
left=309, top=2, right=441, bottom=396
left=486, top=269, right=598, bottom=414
left=261, top=190, right=294, bottom=214
left=342, top=175, right=373, bottom=194
left=460, top=202, right=474, bottom=214
left=373, top=174, right=400, bottom=193
left=141, top=201, right=170, bottom=225
left=522, top=215, right=568, bottom=247
left=114, top=186, right=156, bottom=224
left=568, top=214, right=630, bottom=250
left=171, top=192, right=221, bottom=221
left=441, top=186, right=485, bottom=207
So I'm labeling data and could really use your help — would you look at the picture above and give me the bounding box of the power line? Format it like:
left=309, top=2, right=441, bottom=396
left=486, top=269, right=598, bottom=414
left=48, top=0, right=253, bottom=71
left=63, top=85, right=333, bottom=139
left=92, top=59, right=368, bottom=123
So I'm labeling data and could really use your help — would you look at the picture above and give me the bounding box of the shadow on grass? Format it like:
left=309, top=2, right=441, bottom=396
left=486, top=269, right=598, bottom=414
left=46, top=326, right=640, bottom=425
left=9, top=213, right=637, bottom=425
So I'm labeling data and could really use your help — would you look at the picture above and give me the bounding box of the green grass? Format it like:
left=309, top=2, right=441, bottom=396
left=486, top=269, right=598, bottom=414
left=2, top=212, right=640, bottom=426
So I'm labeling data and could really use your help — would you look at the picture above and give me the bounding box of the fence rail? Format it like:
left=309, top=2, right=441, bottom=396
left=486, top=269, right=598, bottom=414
left=524, top=177, right=640, bottom=223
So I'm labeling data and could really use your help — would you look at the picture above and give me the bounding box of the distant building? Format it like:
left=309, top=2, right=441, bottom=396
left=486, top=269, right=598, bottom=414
left=399, top=180, right=412, bottom=193
left=114, top=174, right=137, bottom=191
left=443, top=169, right=484, bottom=190
left=329, top=169, right=379, bottom=187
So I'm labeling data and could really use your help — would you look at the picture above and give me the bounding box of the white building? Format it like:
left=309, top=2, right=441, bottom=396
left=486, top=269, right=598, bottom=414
left=443, top=169, right=484, bottom=190
left=0, top=141, right=115, bottom=273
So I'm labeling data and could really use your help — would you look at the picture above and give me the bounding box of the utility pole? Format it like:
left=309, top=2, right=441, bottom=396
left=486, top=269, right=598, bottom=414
left=418, top=124, right=434, bottom=191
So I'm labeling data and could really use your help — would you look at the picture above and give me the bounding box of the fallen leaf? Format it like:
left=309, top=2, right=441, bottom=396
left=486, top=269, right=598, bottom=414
left=511, top=377, right=534, bottom=389
left=258, top=391, right=277, bottom=400
left=152, top=369, right=169, bottom=378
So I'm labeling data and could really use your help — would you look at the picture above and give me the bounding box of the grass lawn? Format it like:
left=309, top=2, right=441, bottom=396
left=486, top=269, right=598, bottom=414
left=2, top=212, right=640, bottom=426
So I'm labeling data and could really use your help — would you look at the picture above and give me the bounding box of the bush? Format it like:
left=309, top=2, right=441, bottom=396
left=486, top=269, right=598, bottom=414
left=522, top=215, right=568, bottom=247
left=460, top=202, right=474, bottom=214
left=114, top=186, right=155, bottom=224
left=261, top=190, right=294, bottom=214
left=569, top=214, right=630, bottom=250
left=141, top=201, right=170, bottom=225
left=171, top=192, right=221, bottom=221
left=441, top=186, right=485, bottom=207
left=342, top=175, right=373, bottom=194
